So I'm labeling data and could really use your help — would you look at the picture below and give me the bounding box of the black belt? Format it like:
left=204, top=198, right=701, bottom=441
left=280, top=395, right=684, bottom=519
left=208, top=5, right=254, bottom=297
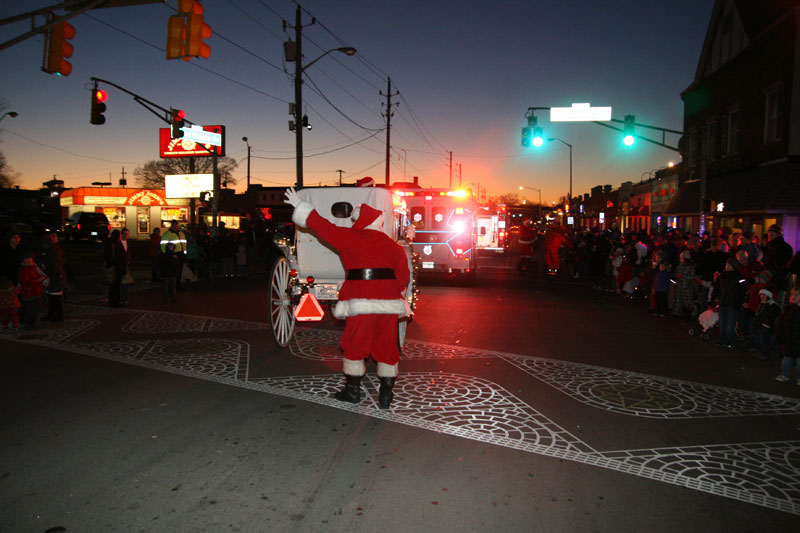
left=347, top=268, right=395, bottom=280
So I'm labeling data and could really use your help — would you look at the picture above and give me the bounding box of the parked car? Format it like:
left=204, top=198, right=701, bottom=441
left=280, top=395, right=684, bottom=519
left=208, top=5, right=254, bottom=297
left=0, top=215, right=34, bottom=238
left=63, top=212, right=110, bottom=241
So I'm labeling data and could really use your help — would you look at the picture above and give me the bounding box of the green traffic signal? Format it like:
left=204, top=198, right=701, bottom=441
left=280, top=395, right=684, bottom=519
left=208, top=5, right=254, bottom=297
left=623, top=114, right=635, bottom=146
left=532, top=127, right=544, bottom=147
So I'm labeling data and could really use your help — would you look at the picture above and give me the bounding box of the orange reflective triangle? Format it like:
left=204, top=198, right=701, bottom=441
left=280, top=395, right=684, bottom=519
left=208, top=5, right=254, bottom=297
left=293, top=292, right=325, bottom=322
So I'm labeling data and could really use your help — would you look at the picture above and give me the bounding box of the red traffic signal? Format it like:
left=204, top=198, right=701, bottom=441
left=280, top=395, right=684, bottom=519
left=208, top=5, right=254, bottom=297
left=167, top=0, right=211, bottom=61
left=171, top=108, right=186, bottom=138
left=43, top=21, right=75, bottom=76
left=90, top=88, right=107, bottom=125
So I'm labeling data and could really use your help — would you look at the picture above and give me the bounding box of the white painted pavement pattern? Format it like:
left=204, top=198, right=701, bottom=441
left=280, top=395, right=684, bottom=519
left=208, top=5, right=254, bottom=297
left=2, top=304, right=799, bottom=515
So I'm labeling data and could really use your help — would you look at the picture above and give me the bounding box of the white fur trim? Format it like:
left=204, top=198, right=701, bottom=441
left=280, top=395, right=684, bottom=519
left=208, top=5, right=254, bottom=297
left=377, top=362, right=398, bottom=378
left=292, top=200, right=314, bottom=228
left=365, top=215, right=383, bottom=231
left=333, top=298, right=408, bottom=319
left=342, top=358, right=365, bottom=376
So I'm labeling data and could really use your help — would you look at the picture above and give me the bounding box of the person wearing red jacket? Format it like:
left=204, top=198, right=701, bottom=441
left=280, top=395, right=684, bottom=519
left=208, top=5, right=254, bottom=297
left=17, top=252, right=47, bottom=329
left=285, top=188, right=410, bottom=409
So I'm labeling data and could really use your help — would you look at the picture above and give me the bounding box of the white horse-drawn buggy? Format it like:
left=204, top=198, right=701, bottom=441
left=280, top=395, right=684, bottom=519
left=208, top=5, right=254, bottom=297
left=268, top=186, right=417, bottom=347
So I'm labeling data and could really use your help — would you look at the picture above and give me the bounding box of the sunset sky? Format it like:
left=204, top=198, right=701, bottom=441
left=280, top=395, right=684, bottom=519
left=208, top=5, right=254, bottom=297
left=0, top=0, right=714, bottom=204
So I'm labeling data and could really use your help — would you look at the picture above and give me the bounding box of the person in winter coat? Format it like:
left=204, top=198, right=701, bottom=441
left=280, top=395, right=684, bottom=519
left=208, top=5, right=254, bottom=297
left=544, top=227, right=570, bottom=276
left=775, top=289, right=800, bottom=383
left=716, top=259, right=746, bottom=348
left=751, top=289, right=782, bottom=359
left=672, top=250, right=697, bottom=318
left=103, top=230, right=127, bottom=308
left=652, top=261, right=674, bottom=317
left=39, top=233, right=67, bottom=322
left=764, top=224, right=794, bottom=307
left=285, top=188, right=410, bottom=409
left=158, top=242, right=179, bottom=303
left=0, top=277, right=21, bottom=329
left=17, top=252, right=47, bottom=329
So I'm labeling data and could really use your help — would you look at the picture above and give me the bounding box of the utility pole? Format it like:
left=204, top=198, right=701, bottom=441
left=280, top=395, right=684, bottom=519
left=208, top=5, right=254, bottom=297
left=336, top=169, right=344, bottom=185
left=286, top=6, right=315, bottom=189
left=457, top=163, right=462, bottom=187
left=380, top=77, right=399, bottom=186
left=448, top=151, right=453, bottom=188
left=120, top=167, right=127, bottom=187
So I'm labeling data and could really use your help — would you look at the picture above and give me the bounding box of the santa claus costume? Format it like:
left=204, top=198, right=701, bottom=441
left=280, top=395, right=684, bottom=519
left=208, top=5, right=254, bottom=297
left=285, top=188, right=410, bottom=408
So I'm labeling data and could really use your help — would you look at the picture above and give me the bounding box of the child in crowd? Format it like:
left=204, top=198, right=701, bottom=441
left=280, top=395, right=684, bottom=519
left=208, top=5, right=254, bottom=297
left=775, top=289, right=800, bottom=384
left=653, top=261, right=673, bottom=317
left=158, top=242, right=178, bottom=304
left=0, top=277, right=21, bottom=329
left=751, top=289, right=781, bottom=359
left=17, top=253, right=47, bottom=329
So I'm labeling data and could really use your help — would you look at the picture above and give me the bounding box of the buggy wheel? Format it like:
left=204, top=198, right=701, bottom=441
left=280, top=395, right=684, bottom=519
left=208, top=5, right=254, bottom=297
left=688, top=328, right=696, bottom=336
left=702, top=333, right=710, bottom=341
left=269, top=256, right=295, bottom=348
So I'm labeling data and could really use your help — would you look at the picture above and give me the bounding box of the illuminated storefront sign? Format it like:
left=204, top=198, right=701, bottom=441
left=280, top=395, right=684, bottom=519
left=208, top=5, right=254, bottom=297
left=159, top=126, right=225, bottom=158
left=125, top=189, right=168, bottom=206
left=165, top=174, right=214, bottom=199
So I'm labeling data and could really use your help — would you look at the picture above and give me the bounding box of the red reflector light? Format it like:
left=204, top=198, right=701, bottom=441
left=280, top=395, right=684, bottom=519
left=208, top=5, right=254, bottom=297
left=290, top=269, right=298, bottom=278
left=306, top=276, right=315, bottom=284
left=76, top=223, right=81, bottom=230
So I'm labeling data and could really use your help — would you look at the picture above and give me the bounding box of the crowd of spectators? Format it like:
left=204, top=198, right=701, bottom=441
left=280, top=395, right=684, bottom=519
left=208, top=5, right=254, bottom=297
left=530, top=223, right=800, bottom=383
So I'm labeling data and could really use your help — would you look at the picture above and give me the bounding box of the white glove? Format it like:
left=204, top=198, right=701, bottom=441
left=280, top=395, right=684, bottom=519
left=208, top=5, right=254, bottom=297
left=284, top=187, right=301, bottom=208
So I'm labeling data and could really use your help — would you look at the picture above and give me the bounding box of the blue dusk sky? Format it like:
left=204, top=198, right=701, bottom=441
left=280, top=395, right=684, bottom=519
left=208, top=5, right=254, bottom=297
left=0, top=0, right=714, bottom=204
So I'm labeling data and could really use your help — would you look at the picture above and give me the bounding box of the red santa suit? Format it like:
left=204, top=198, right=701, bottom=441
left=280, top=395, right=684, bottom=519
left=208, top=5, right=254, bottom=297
left=518, top=223, right=536, bottom=257
left=544, top=228, right=569, bottom=273
left=292, top=200, right=410, bottom=378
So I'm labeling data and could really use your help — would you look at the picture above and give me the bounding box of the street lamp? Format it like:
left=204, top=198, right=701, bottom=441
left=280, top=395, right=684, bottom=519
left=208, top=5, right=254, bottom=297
left=547, top=137, right=572, bottom=203
left=0, top=111, right=18, bottom=122
left=293, top=46, right=356, bottom=188
left=242, top=136, right=251, bottom=190
left=519, top=186, right=542, bottom=221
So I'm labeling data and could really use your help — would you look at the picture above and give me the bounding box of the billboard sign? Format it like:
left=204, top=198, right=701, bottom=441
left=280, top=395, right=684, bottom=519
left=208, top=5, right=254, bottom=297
left=165, top=174, right=214, bottom=199
left=159, top=125, right=225, bottom=157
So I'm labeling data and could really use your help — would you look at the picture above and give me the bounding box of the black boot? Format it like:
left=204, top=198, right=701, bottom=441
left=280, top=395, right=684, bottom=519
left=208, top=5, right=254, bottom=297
left=334, top=374, right=362, bottom=404
left=378, top=377, right=395, bottom=409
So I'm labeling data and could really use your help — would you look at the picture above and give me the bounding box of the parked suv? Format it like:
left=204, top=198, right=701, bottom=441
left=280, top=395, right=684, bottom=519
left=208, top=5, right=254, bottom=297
left=63, top=212, right=110, bottom=241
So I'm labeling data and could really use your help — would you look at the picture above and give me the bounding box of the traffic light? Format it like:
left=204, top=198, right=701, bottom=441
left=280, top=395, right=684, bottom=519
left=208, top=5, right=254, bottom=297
left=166, top=15, right=185, bottom=59
left=90, top=87, right=107, bottom=125
left=532, top=127, right=544, bottom=147
left=43, top=21, right=75, bottom=76
left=171, top=108, right=185, bottom=138
left=521, top=127, right=531, bottom=147
left=623, top=114, right=635, bottom=146
left=185, top=0, right=211, bottom=59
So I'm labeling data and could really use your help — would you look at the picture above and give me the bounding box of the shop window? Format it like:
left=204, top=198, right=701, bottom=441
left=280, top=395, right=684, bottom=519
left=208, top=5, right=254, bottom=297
left=136, top=207, right=150, bottom=234
left=764, top=87, right=783, bottom=144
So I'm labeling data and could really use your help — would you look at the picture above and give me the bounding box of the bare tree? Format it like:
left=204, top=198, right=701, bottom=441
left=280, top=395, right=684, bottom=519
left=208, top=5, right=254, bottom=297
left=133, top=156, right=238, bottom=189
left=0, top=151, right=20, bottom=189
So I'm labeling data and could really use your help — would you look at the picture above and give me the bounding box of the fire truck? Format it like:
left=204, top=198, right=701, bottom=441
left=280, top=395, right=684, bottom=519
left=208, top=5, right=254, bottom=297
left=393, top=185, right=478, bottom=280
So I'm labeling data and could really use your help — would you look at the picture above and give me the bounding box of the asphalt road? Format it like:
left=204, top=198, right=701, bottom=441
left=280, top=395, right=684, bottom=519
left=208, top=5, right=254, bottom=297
left=1, top=245, right=798, bottom=532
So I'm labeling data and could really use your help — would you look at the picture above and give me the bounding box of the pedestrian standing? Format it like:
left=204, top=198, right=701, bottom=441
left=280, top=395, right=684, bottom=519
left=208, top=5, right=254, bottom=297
left=775, top=289, right=800, bottom=383
left=149, top=227, right=162, bottom=282
left=17, top=252, right=47, bottom=329
left=235, top=237, right=247, bottom=277
left=119, top=228, right=132, bottom=306
left=653, top=261, right=673, bottom=317
left=160, top=220, right=187, bottom=290
left=751, top=289, right=781, bottom=359
left=716, top=259, right=746, bottom=348
left=0, top=231, right=22, bottom=284
left=104, top=230, right=126, bottom=308
left=158, top=242, right=179, bottom=303
left=672, top=250, right=696, bottom=318
left=764, top=224, right=794, bottom=308
left=39, top=233, right=67, bottom=322
left=0, top=277, right=21, bottom=329
left=284, top=188, right=410, bottom=408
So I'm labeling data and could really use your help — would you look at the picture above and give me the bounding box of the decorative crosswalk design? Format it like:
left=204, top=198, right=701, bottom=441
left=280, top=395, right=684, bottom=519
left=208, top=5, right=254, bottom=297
left=3, top=304, right=799, bottom=515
